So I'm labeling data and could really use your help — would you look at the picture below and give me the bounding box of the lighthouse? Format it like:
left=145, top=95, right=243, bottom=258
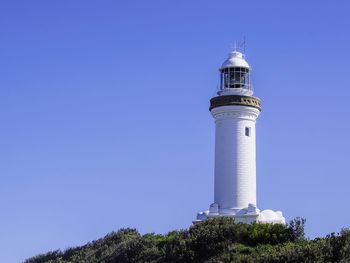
left=196, top=50, right=285, bottom=224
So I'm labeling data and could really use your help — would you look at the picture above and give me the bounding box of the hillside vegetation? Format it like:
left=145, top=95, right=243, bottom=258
left=26, top=217, right=350, bottom=263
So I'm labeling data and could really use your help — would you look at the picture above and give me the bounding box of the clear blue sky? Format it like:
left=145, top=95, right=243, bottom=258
left=1, top=1, right=350, bottom=262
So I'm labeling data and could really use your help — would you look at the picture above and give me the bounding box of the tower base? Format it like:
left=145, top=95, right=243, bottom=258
left=194, top=203, right=285, bottom=224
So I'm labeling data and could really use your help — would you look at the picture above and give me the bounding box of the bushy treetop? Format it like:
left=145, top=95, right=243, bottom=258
left=25, top=217, right=350, bottom=263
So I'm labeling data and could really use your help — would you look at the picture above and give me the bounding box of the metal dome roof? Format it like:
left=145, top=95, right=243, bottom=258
left=221, top=51, right=250, bottom=69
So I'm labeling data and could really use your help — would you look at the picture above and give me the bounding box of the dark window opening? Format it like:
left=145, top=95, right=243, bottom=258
left=245, top=127, right=251, bottom=137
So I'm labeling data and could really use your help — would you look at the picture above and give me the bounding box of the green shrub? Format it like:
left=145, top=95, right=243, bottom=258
left=26, top=217, right=350, bottom=263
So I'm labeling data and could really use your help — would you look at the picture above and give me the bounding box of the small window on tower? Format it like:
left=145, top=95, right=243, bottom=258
left=245, top=127, right=251, bottom=137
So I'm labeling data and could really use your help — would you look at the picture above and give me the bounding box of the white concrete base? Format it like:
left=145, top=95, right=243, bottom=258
left=195, top=203, right=285, bottom=224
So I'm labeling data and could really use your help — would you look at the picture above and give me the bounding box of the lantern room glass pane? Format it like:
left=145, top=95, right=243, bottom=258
left=220, top=67, right=251, bottom=90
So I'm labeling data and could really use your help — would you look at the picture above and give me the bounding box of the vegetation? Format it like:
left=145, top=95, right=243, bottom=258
left=25, top=217, right=350, bottom=263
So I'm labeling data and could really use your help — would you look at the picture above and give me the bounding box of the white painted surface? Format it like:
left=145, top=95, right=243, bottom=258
left=218, top=87, right=253, bottom=96
left=221, top=51, right=250, bottom=69
left=212, top=105, right=259, bottom=212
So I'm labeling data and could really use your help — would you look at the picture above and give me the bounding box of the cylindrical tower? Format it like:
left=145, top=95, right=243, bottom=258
left=196, top=50, right=285, bottom=224
left=210, top=51, right=261, bottom=214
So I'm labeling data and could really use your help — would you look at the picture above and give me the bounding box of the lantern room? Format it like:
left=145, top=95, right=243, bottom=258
left=218, top=51, right=253, bottom=96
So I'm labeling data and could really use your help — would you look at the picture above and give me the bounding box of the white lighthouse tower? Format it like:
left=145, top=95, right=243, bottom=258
left=196, top=50, right=285, bottom=224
